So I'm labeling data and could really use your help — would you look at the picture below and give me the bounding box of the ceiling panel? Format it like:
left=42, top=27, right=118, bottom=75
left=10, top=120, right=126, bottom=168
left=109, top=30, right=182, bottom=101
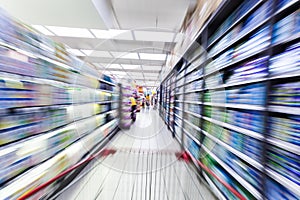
left=0, top=0, right=107, bottom=29
left=85, top=57, right=165, bottom=66
left=143, top=73, right=158, bottom=77
left=111, top=52, right=139, bottom=59
left=142, top=65, right=162, bottom=71
left=121, top=64, right=142, bottom=70
left=131, top=76, right=144, bottom=79
left=143, top=76, right=158, bottom=80
left=112, top=0, right=189, bottom=31
left=128, top=72, right=143, bottom=76
left=89, top=50, right=113, bottom=58
left=134, top=31, right=174, bottom=42
left=50, top=36, right=170, bottom=52
left=135, top=81, right=145, bottom=85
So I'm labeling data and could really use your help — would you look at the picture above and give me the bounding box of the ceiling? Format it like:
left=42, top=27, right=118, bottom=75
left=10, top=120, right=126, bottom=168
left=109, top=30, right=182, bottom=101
left=0, top=0, right=192, bottom=87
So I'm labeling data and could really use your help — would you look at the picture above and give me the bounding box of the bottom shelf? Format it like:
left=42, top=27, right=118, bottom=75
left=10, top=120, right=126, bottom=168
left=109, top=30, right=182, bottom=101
left=0, top=120, right=118, bottom=199
left=202, top=171, right=227, bottom=200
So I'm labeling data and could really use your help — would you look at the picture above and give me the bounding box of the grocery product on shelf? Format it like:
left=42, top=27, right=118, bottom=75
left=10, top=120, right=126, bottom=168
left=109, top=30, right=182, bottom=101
left=270, top=81, right=300, bottom=107
left=160, top=0, right=300, bottom=199
left=0, top=9, right=120, bottom=198
left=272, top=10, right=300, bottom=44
left=269, top=42, right=300, bottom=77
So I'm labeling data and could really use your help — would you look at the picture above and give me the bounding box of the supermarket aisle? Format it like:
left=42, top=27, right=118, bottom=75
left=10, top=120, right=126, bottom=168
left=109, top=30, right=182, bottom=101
left=56, top=107, right=215, bottom=200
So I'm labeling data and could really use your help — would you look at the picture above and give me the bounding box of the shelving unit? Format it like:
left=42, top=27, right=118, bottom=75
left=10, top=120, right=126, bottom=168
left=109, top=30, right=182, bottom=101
left=118, top=82, right=134, bottom=130
left=160, top=0, right=300, bottom=199
left=0, top=10, right=120, bottom=198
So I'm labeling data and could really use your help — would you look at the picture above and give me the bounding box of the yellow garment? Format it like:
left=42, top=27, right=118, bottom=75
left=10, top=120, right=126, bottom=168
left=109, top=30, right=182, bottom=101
left=146, top=95, right=150, bottom=101
left=130, top=97, right=137, bottom=106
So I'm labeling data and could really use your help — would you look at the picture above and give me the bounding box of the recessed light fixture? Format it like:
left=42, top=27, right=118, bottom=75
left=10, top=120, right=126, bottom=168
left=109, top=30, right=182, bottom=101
left=46, top=26, right=94, bottom=38
left=32, top=25, right=55, bottom=36
left=139, top=53, right=166, bottom=61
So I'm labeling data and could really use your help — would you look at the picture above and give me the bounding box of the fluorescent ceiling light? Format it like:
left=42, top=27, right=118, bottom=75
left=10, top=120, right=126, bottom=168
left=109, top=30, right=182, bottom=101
left=32, top=25, right=55, bottom=36
left=134, top=31, right=174, bottom=42
left=90, top=29, right=132, bottom=40
left=46, top=26, right=94, bottom=38
left=121, top=64, right=141, bottom=69
left=139, top=53, right=166, bottom=61
left=66, top=49, right=85, bottom=56
left=142, top=65, right=162, bottom=70
left=110, top=52, right=139, bottom=59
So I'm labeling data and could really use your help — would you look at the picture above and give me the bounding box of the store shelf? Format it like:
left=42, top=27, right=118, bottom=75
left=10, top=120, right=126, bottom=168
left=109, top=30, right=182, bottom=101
left=267, top=137, right=300, bottom=155
left=269, top=70, right=300, bottom=81
left=271, top=32, right=300, bottom=50
left=174, top=113, right=183, bottom=120
left=207, top=0, right=265, bottom=49
left=202, top=130, right=263, bottom=170
left=202, top=116, right=264, bottom=140
left=184, top=147, right=203, bottom=173
left=202, top=145, right=262, bottom=200
left=184, top=88, right=204, bottom=94
left=175, top=92, right=185, bottom=95
left=209, top=16, right=270, bottom=59
left=99, top=79, right=116, bottom=86
left=98, top=89, right=118, bottom=94
left=266, top=168, right=300, bottom=198
left=185, top=75, right=204, bottom=85
left=98, top=100, right=118, bottom=104
left=206, top=77, right=268, bottom=90
left=205, top=46, right=270, bottom=78
left=203, top=102, right=266, bottom=111
left=0, top=41, right=72, bottom=71
left=184, top=110, right=202, bottom=119
left=268, top=105, right=300, bottom=116
left=174, top=120, right=183, bottom=129
left=183, top=128, right=201, bottom=146
left=174, top=106, right=183, bottom=111
left=160, top=1, right=300, bottom=199
left=184, top=119, right=202, bottom=132
left=274, top=0, right=299, bottom=17
left=184, top=100, right=203, bottom=105
left=202, top=171, right=227, bottom=200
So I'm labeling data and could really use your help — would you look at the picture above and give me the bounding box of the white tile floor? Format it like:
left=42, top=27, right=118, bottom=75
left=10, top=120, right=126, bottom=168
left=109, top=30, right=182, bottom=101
left=56, top=108, right=216, bottom=200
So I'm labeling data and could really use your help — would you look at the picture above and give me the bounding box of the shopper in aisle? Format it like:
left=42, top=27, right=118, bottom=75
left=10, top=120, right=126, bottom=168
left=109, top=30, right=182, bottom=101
left=146, top=94, right=150, bottom=109
left=130, top=95, right=137, bottom=122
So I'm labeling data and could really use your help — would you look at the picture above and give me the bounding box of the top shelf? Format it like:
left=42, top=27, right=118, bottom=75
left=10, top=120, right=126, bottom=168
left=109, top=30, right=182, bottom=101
left=207, top=0, right=265, bottom=49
